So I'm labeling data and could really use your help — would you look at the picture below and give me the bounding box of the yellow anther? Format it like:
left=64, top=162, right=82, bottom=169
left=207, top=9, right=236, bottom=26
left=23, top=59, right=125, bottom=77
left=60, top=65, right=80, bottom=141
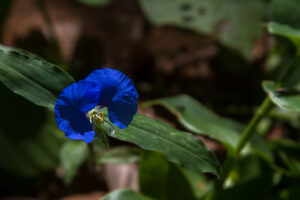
left=89, top=110, right=104, bottom=124
left=98, top=118, right=104, bottom=123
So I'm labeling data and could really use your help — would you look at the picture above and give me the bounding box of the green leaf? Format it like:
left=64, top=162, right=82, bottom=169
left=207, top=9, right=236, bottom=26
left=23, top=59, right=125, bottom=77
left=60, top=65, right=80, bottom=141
left=263, top=80, right=300, bottom=112
left=215, top=175, right=273, bottom=200
left=0, top=45, right=74, bottom=109
left=139, top=151, right=197, bottom=200
left=143, top=94, right=274, bottom=161
left=270, top=0, right=300, bottom=29
left=268, top=22, right=300, bottom=54
left=269, top=138, right=300, bottom=175
left=100, top=189, right=153, bottom=200
left=138, top=0, right=265, bottom=59
left=96, top=146, right=141, bottom=165
left=60, top=140, right=89, bottom=185
left=101, top=109, right=221, bottom=177
left=182, top=169, right=213, bottom=199
left=232, top=155, right=271, bottom=184
left=76, top=0, right=111, bottom=6
left=143, top=94, right=241, bottom=150
left=0, top=84, right=65, bottom=177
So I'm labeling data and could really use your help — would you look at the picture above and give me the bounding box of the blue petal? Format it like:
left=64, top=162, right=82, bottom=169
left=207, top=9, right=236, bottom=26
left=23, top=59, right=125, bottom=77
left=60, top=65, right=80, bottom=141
left=85, top=68, right=139, bottom=128
left=108, top=93, right=137, bottom=129
left=85, top=68, right=139, bottom=106
left=55, top=80, right=100, bottom=143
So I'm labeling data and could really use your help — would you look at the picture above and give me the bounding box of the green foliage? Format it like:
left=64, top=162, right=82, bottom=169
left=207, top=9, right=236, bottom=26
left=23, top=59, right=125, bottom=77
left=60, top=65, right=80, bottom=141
left=268, top=22, right=300, bottom=54
left=100, top=189, right=153, bottom=200
left=0, top=45, right=220, bottom=179
left=182, top=169, right=213, bottom=199
left=270, top=0, right=300, bottom=29
left=139, top=151, right=197, bottom=200
left=143, top=94, right=241, bottom=150
left=269, top=139, right=300, bottom=175
left=59, top=140, right=89, bottom=185
left=101, top=109, right=221, bottom=177
left=76, top=0, right=111, bottom=6
left=215, top=175, right=273, bottom=200
left=0, top=45, right=74, bottom=109
left=139, top=0, right=265, bottom=58
left=0, top=84, right=65, bottom=177
left=263, top=81, right=300, bottom=112
left=142, top=94, right=273, bottom=161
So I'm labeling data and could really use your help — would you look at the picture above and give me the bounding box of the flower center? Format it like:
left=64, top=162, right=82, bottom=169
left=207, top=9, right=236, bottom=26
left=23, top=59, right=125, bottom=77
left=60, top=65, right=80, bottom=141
left=89, top=110, right=104, bottom=124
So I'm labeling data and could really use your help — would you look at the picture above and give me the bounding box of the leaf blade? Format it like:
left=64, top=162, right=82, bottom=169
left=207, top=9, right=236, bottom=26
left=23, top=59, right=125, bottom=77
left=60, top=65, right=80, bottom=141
left=0, top=45, right=74, bottom=109
left=102, top=110, right=221, bottom=177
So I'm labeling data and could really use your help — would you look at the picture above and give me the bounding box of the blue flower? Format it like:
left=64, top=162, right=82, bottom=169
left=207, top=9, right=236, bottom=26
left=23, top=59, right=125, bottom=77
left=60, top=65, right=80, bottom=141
left=55, top=68, right=138, bottom=143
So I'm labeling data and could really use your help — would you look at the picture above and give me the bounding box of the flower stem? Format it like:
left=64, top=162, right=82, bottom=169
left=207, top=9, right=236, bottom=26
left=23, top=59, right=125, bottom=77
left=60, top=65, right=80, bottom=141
left=99, top=126, right=110, bottom=148
left=217, top=56, right=300, bottom=188
left=235, top=97, right=273, bottom=155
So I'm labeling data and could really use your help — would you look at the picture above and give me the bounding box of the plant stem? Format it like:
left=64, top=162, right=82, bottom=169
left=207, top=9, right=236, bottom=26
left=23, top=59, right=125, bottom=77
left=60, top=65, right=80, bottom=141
left=216, top=97, right=273, bottom=189
left=88, top=142, right=96, bottom=167
left=99, top=126, right=110, bottom=148
left=235, top=97, right=273, bottom=155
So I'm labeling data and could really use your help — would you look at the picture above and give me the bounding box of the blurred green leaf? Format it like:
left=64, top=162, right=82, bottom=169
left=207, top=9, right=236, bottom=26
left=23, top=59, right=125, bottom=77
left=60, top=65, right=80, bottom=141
left=0, top=45, right=74, bottom=109
left=282, top=184, right=300, bottom=200
left=101, top=109, right=221, bottom=177
left=100, top=189, right=153, bottom=200
left=263, top=81, right=300, bottom=112
left=60, top=140, right=89, bottom=185
left=143, top=94, right=241, bottom=150
left=215, top=175, right=273, bottom=200
left=268, top=22, right=300, bottom=54
left=76, top=0, right=111, bottom=6
left=232, top=155, right=271, bottom=184
left=0, top=84, right=65, bottom=177
left=182, top=169, right=213, bottom=199
left=143, top=94, right=274, bottom=161
left=139, top=151, right=197, bottom=200
left=270, top=0, right=300, bottom=29
left=139, top=0, right=265, bottom=59
left=269, top=139, right=300, bottom=175
left=96, top=146, right=140, bottom=165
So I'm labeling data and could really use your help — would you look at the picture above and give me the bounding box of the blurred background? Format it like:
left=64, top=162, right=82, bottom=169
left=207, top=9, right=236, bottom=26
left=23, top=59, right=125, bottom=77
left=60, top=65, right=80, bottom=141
left=1, top=0, right=300, bottom=199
